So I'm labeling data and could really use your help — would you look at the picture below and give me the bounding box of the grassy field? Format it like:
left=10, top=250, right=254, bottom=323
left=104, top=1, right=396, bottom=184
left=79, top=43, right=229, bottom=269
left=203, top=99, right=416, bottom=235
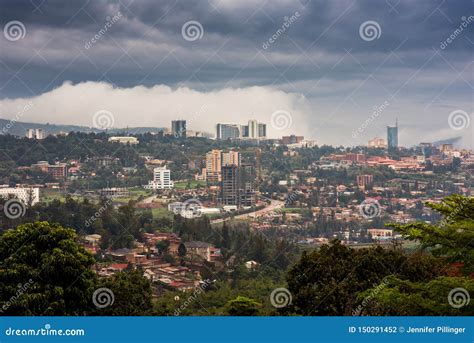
left=174, top=180, right=206, bottom=190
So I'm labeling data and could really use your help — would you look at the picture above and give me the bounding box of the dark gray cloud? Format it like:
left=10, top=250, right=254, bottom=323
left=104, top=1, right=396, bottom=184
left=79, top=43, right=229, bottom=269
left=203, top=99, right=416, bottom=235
left=0, top=0, right=472, bottom=147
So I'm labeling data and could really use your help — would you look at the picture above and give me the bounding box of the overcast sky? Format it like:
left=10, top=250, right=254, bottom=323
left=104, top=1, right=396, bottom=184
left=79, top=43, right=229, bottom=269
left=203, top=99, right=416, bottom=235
left=0, top=0, right=472, bottom=147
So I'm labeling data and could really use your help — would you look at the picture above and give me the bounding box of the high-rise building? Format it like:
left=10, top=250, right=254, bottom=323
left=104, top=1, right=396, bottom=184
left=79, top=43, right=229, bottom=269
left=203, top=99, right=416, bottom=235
left=216, top=124, right=240, bottom=140
left=35, top=128, right=44, bottom=140
left=258, top=123, right=267, bottom=138
left=171, top=120, right=186, bottom=138
left=222, top=150, right=241, bottom=167
left=239, top=164, right=256, bottom=207
left=26, top=128, right=44, bottom=139
left=220, top=164, right=255, bottom=207
left=221, top=165, right=239, bottom=206
left=387, top=120, right=398, bottom=150
left=144, top=166, right=174, bottom=189
left=206, top=150, right=222, bottom=183
left=248, top=120, right=258, bottom=138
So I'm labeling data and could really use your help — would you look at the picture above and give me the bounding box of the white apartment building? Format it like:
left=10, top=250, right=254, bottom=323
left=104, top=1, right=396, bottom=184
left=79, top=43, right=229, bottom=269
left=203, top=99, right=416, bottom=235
left=144, top=166, right=174, bottom=189
left=0, top=186, right=40, bottom=205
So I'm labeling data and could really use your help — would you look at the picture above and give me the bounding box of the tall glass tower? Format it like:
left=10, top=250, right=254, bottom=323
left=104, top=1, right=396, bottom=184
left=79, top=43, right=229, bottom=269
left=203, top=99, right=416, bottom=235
left=387, top=120, right=398, bottom=150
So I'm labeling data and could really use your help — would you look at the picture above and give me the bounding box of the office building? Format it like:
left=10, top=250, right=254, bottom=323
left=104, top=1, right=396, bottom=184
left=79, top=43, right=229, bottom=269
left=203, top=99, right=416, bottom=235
left=239, top=164, right=256, bottom=207
left=221, top=165, right=239, bottom=206
left=172, top=120, right=186, bottom=138
left=368, top=137, right=386, bottom=148
left=281, top=135, right=304, bottom=145
left=0, top=186, right=40, bottom=205
left=222, top=150, right=241, bottom=167
left=220, top=164, right=256, bottom=207
left=216, top=124, right=240, bottom=140
left=26, top=128, right=45, bottom=140
left=216, top=119, right=267, bottom=140
left=258, top=123, right=267, bottom=139
left=387, top=121, right=398, bottom=150
left=144, top=166, right=174, bottom=189
left=206, top=150, right=222, bottom=183
left=356, top=175, right=374, bottom=189
left=31, top=161, right=68, bottom=179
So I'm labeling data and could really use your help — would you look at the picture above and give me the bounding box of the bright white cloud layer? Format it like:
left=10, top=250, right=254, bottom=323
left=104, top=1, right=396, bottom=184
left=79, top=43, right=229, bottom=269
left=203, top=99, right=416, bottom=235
left=0, top=81, right=312, bottom=138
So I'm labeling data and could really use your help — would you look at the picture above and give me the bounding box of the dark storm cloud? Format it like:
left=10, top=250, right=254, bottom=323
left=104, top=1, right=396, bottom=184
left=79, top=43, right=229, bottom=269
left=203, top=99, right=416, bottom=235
left=0, top=0, right=472, bottom=147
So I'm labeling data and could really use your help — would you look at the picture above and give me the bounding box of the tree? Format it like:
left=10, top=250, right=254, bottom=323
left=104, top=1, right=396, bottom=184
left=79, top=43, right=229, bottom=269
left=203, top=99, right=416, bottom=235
left=286, top=240, right=441, bottom=315
left=225, top=296, right=261, bottom=316
left=0, top=222, right=97, bottom=315
left=155, top=240, right=170, bottom=256
left=178, top=243, right=187, bottom=266
left=93, top=269, right=153, bottom=315
left=361, top=195, right=474, bottom=315
left=388, top=194, right=474, bottom=273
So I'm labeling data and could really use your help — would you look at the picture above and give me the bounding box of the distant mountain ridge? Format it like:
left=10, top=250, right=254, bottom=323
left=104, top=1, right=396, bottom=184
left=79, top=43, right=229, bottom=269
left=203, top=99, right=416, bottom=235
left=0, top=118, right=167, bottom=137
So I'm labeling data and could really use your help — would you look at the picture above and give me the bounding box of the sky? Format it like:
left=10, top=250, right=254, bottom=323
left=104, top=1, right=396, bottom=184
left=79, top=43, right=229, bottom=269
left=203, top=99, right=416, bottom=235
left=0, top=0, right=472, bottom=147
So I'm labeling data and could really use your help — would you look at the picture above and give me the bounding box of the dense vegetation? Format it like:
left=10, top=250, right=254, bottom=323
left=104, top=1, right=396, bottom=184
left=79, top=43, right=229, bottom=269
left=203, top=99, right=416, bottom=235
left=1, top=195, right=472, bottom=316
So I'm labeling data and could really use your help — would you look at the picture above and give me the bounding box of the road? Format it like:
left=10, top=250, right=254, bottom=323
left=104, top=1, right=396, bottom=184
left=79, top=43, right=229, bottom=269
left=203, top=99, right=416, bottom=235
left=211, top=200, right=284, bottom=224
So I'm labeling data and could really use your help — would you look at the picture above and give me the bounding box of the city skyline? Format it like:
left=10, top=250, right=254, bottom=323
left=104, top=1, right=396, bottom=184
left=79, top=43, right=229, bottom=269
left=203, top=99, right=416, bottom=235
left=0, top=1, right=472, bottom=148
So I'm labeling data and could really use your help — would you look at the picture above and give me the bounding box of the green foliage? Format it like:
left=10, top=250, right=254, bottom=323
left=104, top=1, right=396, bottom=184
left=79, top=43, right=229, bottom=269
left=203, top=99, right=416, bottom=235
left=286, top=240, right=442, bottom=315
left=389, top=194, right=474, bottom=272
left=0, top=222, right=97, bottom=315
left=93, top=269, right=154, bottom=316
left=361, top=276, right=474, bottom=315
left=225, top=296, right=262, bottom=316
